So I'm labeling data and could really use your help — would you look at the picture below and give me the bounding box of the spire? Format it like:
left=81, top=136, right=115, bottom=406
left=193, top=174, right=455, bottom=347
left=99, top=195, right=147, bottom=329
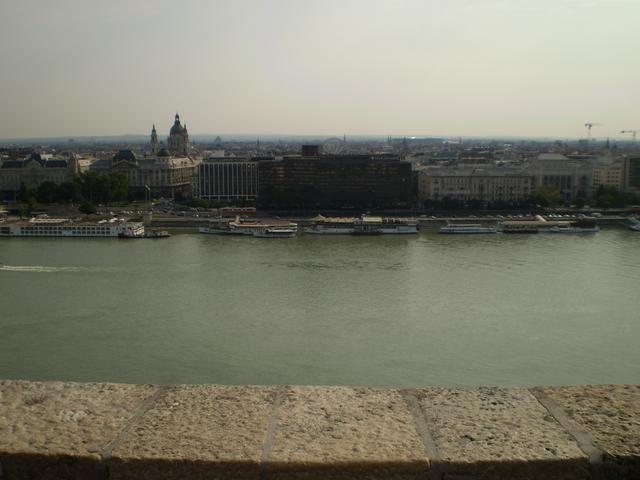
left=150, top=123, right=159, bottom=155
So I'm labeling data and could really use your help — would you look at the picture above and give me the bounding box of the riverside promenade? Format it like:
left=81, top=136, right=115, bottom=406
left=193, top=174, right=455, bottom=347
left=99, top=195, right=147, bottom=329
left=0, top=380, right=638, bottom=479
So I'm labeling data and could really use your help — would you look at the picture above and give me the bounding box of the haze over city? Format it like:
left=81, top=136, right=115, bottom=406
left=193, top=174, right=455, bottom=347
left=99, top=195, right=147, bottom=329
left=1, top=0, right=639, bottom=139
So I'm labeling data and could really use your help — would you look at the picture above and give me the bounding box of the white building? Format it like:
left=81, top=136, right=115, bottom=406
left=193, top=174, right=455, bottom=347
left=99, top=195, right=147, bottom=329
left=418, top=166, right=535, bottom=204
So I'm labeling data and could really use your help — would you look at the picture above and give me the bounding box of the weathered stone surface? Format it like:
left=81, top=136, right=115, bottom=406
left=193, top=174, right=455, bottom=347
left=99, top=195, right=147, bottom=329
left=0, top=379, right=158, bottom=480
left=108, top=384, right=277, bottom=480
left=540, top=384, right=640, bottom=478
left=266, top=386, right=429, bottom=479
left=414, top=387, right=589, bottom=479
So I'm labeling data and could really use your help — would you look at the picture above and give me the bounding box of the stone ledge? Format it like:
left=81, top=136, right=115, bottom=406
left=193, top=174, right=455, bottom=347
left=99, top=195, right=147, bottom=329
left=0, top=380, right=638, bottom=480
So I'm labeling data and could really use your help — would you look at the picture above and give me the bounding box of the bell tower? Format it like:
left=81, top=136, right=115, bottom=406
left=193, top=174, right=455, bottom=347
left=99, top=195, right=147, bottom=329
left=150, top=124, right=159, bottom=155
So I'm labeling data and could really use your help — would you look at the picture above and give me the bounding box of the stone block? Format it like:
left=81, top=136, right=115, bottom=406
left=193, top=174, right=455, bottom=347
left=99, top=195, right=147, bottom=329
left=266, top=386, right=429, bottom=480
left=108, top=384, right=277, bottom=480
left=0, top=379, right=158, bottom=480
left=413, top=387, right=589, bottom=479
left=540, top=384, right=640, bottom=479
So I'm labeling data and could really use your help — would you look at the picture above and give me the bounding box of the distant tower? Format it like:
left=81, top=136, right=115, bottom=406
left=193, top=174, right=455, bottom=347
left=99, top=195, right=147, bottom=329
left=150, top=124, right=158, bottom=155
left=68, top=153, right=79, bottom=174
left=168, top=113, right=189, bottom=155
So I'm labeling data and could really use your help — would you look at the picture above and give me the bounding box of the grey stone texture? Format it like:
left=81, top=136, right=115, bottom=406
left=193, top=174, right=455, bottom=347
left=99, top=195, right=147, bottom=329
left=266, top=386, right=429, bottom=479
left=0, top=380, right=639, bottom=480
left=0, top=379, right=158, bottom=480
left=413, top=387, right=590, bottom=479
left=540, top=384, right=640, bottom=479
left=109, top=384, right=278, bottom=480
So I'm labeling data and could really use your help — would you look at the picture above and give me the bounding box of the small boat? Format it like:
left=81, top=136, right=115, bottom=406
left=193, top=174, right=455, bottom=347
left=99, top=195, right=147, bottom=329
left=545, top=219, right=598, bottom=233
left=624, top=217, right=640, bottom=232
left=439, top=223, right=497, bottom=234
left=144, top=229, right=171, bottom=238
left=118, top=225, right=145, bottom=238
left=253, top=227, right=297, bottom=238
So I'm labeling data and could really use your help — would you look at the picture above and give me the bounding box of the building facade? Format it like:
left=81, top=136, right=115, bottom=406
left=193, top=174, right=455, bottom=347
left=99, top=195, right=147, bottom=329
left=525, top=154, right=593, bottom=201
left=0, top=153, right=79, bottom=193
left=624, top=156, right=640, bottom=195
left=592, top=161, right=625, bottom=193
left=258, top=153, right=412, bottom=209
left=418, top=166, right=535, bottom=204
left=109, top=149, right=198, bottom=198
left=194, top=157, right=258, bottom=202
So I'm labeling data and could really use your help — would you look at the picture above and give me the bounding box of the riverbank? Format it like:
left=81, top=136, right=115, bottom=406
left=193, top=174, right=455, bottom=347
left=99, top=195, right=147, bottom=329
left=1, top=380, right=637, bottom=479
left=147, top=213, right=628, bottom=229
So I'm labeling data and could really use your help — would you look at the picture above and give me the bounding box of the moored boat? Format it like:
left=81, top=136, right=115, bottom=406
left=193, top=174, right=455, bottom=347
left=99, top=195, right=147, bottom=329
left=500, top=221, right=540, bottom=234
left=200, top=216, right=298, bottom=236
left=144, top=229, right=171, bottom=238
left=545, top=219, right=598, bottom=233
left=305, top=215, right=418, bottom=235
left=624, top=217, right=640, bottom=231
left=0, top=217, right=145, bottom=238
left=439, top=223, right=497, bottom=234
left=252, top=227, right=297, bottom=238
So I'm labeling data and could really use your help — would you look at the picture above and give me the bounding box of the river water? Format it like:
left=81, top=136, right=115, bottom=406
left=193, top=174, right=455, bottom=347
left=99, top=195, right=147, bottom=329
left=1, top=229, right=638, bottom=388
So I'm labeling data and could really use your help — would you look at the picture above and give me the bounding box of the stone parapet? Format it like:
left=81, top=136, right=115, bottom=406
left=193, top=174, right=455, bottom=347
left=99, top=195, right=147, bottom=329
left=0, top=380, right=638, bottom=479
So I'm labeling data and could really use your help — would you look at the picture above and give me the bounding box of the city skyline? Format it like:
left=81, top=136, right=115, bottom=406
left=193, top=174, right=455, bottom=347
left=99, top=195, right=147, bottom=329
left=1, top=0, right=639, bottom=139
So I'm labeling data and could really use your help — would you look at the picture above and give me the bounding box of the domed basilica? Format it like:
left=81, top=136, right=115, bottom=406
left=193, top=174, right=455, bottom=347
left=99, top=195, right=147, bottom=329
left=150, top=113, right=189, bottom=156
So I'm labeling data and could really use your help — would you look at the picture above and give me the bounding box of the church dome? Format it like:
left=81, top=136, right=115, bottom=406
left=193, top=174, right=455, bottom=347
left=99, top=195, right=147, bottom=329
left=157, top=148, right=171, bottom=157
left=170, top=113, right=185, bottom=135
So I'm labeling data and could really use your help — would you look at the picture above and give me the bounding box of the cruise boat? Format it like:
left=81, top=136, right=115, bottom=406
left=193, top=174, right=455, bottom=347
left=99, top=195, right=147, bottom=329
left=0, top=217, right=145, bottom=238
left=439, top=223, right=498, bottom=234
left=305, top=215, right=418, bottom=235
left=545, top=219, right=598, bottom=233
left=252, top=227, right=297, bottom=238
left=199, top=217, right=298, bottom=237
left=499, top=221, right=540, bottom=234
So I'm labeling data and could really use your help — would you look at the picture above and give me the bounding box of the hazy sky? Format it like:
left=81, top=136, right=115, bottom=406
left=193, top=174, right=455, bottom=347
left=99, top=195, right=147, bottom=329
left=1, top=0, right=639, bottom=139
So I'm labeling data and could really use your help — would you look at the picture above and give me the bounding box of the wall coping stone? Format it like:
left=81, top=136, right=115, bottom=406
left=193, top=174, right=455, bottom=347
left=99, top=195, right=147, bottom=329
left=0, top=380, right=638, bottom=480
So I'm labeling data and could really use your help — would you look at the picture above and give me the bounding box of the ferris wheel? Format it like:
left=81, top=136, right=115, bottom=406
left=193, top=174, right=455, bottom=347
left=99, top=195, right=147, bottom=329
left=322, top=137, right=345, bottom=154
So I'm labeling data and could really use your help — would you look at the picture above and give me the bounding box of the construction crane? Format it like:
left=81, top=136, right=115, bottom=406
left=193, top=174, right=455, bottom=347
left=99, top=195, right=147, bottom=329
left=620, top=130, right=639, bottom=143
left=584, top=123, right=603, bottom=141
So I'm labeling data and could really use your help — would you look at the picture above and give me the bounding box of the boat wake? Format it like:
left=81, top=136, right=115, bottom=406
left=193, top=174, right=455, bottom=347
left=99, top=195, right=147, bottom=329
left=1, top=265, right=87, bottom=273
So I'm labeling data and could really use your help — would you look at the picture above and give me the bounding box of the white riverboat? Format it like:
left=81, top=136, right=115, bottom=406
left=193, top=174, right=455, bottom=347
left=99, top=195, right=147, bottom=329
left=544, top=219, right=598, bottom=233
left=624, top=217, right=640, bottom=232
left=439, top=223, right=498, bottom=234
left=199, top=217, right=298, bottom=237
left=252, top=227, right=297, bottom=238
left=0, top=217, right=145, bottom=238
left=305, top=215, right=418, bottom=235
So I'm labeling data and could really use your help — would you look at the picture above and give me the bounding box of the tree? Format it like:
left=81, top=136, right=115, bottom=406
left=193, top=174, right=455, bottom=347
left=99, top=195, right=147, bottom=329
left=530, top=186, right=563, bottom=207
left=26, top=196, right=38, bottom=214
left=36, top=181, right=59, bottom=204
left=58, top=180, right=82, bottom=203
left=18, top=182, right=31, bottom=203
left=573, top=196, right=587, bottom=208
left=79, top=172, right=129, bottom=204
left=79, top=201, right=96, bottom=215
